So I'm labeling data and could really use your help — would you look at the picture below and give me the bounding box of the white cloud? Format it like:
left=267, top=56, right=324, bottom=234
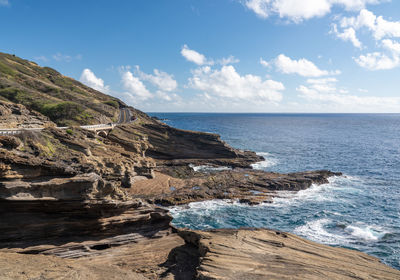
left=331, top=0, right=383, bottom=11
left=245, top=0, right=271, bottom=18
left=297, top=77, right=400, bottom=111
left=354, top=39, right=400, bottom=70
left=303, top=77, right=339, bottom=93
left=181, top=45, right=239, bottom=66
left=259, top=57, right=270, bottom=67
left=273, top=54, right=340, bottom=77
left=354, top=51, right=400, bottom=70
left=121, top=70, right=152, bottom=100
left=135, top=67, right=178, bottom=92
left=340, top=9, right=400, bottom=40
left=181, top=44, right=212, bottom=65
left=52, top=53, right=82, bottom=62
left=244, top=0, right=383, bottom=22
left=298, top=85, right=400, bottom=110
left=0, top=0, right=9, bottom=6
left=79, top=69, right=110, bottom=93
left=156, top=91, right=181, bottom=102
left=118, top=66, right=181, bottom=103
left=332, top=24, right=362, bottom=48
left=334, top=9, right=400, bottom=70
left=188, top=65, right=284, bottom=103
left=307, top=77, right=338, bottom=84
left=382, top=39, right=400, bottom=54
left=217, top=55, right=240, bottom=65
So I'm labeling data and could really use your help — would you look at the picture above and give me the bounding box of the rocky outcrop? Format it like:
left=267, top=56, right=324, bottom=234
left=0, top=100, right=52, bottom=128
left=0, top=126, right=153, bottom=184
left=109, top=119, right=263, bottom=169
left=171, top=228, right=400, bottom=280
left=132, top=168, right=342, bottom=206
left=0, top=251, right=148, bottom=280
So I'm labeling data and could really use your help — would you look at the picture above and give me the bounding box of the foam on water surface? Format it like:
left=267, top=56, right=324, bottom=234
left=251, top=152, right=278, bottom=170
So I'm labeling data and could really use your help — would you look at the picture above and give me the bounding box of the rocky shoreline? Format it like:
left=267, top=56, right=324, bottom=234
left=1, top=100, right=399, bottom=279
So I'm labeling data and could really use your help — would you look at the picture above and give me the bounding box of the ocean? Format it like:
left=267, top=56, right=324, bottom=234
left=148, top=113, right=400, bottom=270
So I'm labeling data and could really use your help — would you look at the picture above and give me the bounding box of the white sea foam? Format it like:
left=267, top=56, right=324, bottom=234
left=294, top=218, right=346, bottom=244
left=294, top=218, right=388, bottom=245
left=268, top=183, right=334, bottom=207
left=264, top=175, right=362, bottom=208
left=251, top=152, right=278, bottom=170
left=169, top=199, right=241, bottom=215
left=345, top=223, right=388, bottom=241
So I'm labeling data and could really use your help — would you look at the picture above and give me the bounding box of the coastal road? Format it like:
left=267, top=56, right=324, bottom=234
left=118, top=108, right=133, bottom=124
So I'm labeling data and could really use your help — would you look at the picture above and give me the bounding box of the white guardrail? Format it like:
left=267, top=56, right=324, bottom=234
left=0, top=108, right=134, bottom=136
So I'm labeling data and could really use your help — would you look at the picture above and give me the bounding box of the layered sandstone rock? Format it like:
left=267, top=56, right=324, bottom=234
left=173, top=228, right=400, bottom=280
left=0, top=100, right=52, bottom=128
left=0, top=251, right=148, bottom=280
left=109, top=118, right=263, bottom=169
left=133, top=168, right=342, bottom=206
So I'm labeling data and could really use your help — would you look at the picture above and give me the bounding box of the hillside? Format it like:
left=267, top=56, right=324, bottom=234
left=0, top=52, right=123, bottom=126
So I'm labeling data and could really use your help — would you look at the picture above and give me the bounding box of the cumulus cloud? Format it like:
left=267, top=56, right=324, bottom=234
left=80, top=69, right=110, bottom=93
left=135, top=67, right=178, bottom=92
left=118, top=66, right=181, bottom=103
left=121, top=70, right=152, bottom=100
left=353, top=39, right=400, bottom=70
left=181, top=45, right=239, bottom=66
left=181, top=45, right=212, bottom=65
left=188, top=65, right=284, bottom=103
left=333, top=9, right=400, bottom=70
left=244, top=0, right=383, bottom=22
left=332, top=24, right=362, bottom=48
left=340, top=9, right=400, bottom=40
left=354, top=51, right=400, bottom=70
left=272, top=54, right=340, bottom=77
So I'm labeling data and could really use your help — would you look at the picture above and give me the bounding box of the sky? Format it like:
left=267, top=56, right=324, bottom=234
left=1, top=0, right=400, bottom=113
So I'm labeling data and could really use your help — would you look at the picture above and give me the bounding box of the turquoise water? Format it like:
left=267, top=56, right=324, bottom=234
left=149, top=113, right=400, bottom=269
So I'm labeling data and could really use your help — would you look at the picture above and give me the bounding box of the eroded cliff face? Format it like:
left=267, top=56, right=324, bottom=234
left=108, top=115, right=263, bottom=168
left=0, top=103, right=398, bottom=279
left=0, top=100, right=53, bottom=128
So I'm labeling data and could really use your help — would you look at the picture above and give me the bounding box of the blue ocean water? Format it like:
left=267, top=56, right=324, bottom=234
left=148, top=113, right=400, bottom=269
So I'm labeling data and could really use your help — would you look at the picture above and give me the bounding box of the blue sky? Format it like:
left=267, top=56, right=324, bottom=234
left=1, top=0, right=400, bottom=112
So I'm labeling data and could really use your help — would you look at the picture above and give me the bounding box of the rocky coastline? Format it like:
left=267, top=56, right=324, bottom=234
left=0, top=54, right=399, bottom=279
left=1, top=102, right=399, bottom=279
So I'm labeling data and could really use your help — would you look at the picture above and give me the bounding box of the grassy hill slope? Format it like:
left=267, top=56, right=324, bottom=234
left=0, top=52, right=124, bottom=126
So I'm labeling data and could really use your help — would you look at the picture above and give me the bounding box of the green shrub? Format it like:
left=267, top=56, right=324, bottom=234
left=41, top=102, right=84, bottom=121
left=103, top=100, right=119, bottom=108
left=66, top=128, right=73, bottom=135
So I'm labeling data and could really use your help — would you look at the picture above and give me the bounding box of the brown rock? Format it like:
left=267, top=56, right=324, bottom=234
left=172, top=228, right=400, bottom=280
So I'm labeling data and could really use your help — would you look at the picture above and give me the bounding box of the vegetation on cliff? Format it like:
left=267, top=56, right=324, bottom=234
left=0, top=52, right=122, bottom=126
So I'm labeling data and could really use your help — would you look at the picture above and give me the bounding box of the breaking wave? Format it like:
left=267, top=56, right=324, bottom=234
left=251, top=152, right=278, bottom=170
